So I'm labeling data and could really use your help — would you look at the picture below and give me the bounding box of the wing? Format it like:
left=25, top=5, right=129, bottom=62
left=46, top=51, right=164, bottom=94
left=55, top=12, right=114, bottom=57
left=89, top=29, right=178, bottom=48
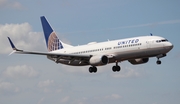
left=7, top=37, right=91, bottom=63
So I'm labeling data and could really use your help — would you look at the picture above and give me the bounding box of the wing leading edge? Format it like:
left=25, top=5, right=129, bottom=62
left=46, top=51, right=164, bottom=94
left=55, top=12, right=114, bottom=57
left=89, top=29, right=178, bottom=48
left=7, top=37, right=91, bottom=62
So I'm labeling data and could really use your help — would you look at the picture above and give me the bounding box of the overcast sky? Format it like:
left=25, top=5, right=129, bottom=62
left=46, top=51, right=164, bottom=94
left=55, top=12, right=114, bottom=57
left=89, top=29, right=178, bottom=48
left=0, top=0, right=180, bottom=104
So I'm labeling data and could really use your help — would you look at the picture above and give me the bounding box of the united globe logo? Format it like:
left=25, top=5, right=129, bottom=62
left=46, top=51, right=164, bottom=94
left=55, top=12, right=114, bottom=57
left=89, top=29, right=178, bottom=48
left=48, top=32, right=63, bottom=51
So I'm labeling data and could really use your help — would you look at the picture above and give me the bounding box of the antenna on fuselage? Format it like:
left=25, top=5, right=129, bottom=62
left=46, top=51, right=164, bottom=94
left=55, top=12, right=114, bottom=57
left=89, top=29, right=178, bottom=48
left=150, top=33, right=153, bottom=36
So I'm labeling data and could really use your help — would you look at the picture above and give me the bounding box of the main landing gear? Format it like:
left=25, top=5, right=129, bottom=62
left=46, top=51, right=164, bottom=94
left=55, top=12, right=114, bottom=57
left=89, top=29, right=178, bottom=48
left=89, top=66, right=97, bottom=73
left=112, top=61, right=121, bottom=72
left=88, top=61, right=121, bottom=73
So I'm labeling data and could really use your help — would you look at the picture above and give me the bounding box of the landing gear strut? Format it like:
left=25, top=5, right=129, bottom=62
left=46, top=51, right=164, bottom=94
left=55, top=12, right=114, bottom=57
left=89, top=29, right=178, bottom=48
left=89, top=66, right=97, bottom=73
left=112, top=61, right=121, bottom=72
left=156, top=54, right=166, bottom=65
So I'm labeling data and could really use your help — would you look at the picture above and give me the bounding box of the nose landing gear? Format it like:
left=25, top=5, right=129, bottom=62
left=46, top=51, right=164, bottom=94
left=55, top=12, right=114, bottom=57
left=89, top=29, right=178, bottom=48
left=156, top=59, right=161, bottom=65
left=156, top=54, right=166, bottom=65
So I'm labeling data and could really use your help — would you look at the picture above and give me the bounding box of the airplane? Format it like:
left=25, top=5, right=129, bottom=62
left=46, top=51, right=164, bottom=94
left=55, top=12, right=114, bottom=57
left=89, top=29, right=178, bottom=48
left=7, top=16, right=173, bottom=73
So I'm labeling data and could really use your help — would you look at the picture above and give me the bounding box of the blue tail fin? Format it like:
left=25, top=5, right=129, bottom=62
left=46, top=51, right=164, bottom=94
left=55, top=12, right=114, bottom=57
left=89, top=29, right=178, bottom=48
left=40, top=16, right=63, bottom=51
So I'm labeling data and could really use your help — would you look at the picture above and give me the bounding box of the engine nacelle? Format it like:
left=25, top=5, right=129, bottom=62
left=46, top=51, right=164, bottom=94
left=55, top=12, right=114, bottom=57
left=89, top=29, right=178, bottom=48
left=128, top=58, right=149, bottom=65
left=89, top=55, right=109, bottom=66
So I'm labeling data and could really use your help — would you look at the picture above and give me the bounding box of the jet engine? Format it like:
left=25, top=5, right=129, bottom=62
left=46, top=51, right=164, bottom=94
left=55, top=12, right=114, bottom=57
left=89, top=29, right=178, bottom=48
left=89, top=55, right=109, bottom=66
left=128, top=58, right=149, bottom=65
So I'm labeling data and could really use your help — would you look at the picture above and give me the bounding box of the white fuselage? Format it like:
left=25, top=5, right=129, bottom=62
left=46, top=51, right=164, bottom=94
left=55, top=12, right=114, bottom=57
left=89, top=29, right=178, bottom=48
left=49, top=36, right=173, bottom=66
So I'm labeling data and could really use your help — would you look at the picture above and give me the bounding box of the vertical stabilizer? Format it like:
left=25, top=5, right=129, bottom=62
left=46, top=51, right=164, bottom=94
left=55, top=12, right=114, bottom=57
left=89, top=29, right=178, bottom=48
left=40, top=16, right=64, bottom=51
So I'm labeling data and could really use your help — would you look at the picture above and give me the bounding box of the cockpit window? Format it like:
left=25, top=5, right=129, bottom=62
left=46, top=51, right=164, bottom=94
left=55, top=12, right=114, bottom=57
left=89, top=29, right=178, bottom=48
left=156, top=39, right=168, bottom=43
left=161, top=39, right=168, bottom=42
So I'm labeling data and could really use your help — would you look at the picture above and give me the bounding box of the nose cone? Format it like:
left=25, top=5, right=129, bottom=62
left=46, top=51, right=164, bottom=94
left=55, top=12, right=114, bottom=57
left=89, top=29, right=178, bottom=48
left=169, top=42, right=173, bottom=50
left=165, top=42, right=173, bottom=51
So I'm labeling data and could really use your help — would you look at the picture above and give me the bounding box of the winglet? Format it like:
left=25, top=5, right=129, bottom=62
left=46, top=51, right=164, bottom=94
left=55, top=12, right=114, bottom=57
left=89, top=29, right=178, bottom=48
left=7, top=37, right=22, bottom=51
left=7, top=37, right=17, bottom=50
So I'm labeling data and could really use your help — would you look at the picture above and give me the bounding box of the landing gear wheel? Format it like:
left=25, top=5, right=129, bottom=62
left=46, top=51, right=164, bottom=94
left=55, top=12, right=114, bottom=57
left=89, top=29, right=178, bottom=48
left=112, top=60, right=121, bottom=72
left=93, top=66, right=97, bottom=73
left=89, top=66, right=97, bottom=73
left=116, top=66, right=121, bottom=71
left=112, top=65, right=121, bottom=72
left=156, top=60, right=161, bottom=65
left=89, top=67, right=93, bottom=73
left=112, top=66, right=116, bottom=72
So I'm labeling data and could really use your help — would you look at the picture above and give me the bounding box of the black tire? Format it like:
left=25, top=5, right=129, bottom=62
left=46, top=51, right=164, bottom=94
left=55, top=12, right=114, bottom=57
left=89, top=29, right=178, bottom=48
left=93, top=67, right=97, bottom=73
left=112, top=66, right=116, bottom=72
left=116, top=66, right=121, bottom=71
left=89, top=67, right=93, bottom=73
left=112, top=66, right=121, bottom=72
left=156, top=60, right=161, bottom=65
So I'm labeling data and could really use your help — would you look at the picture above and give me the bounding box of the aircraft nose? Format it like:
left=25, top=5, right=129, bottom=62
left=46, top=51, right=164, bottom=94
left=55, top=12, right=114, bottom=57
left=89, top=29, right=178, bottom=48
left=169, top=42, right=173, bottom=50
left=165, top=42, right=173, bottom=50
